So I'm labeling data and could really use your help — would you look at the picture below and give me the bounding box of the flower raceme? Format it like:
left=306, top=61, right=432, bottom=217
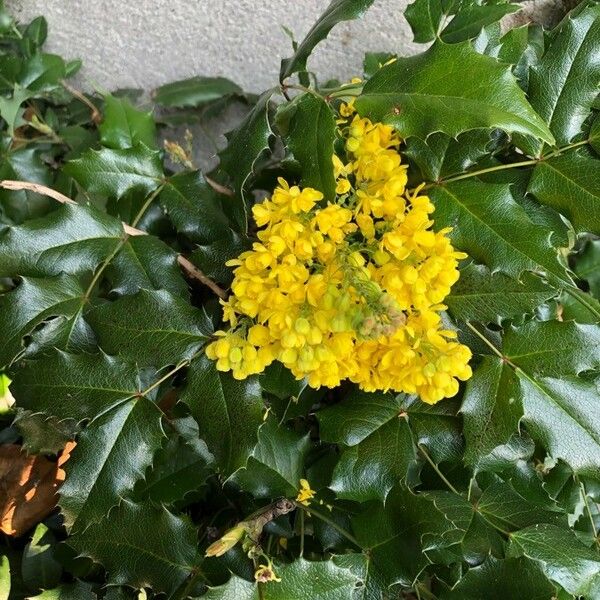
left=206, top=105, right=472, bottom=404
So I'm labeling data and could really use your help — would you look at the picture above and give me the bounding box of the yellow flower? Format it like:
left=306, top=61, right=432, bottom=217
left=296, top=479, right=316, bottom=505
left=254, top=562, right=281, bottom=583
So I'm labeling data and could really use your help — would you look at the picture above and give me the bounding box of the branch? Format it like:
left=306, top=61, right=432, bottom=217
left=0, top=180, right=228, bottom=299
left=60, top=80, right=102, bottom=125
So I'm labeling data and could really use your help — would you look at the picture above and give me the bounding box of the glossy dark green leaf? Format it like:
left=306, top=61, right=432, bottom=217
left=19, top=53, right=66, bottom=92
left=230, top=418, right=310, bottom=498
left=99, top=94, right=157, bottom=150
left=523, top=4, right=600, bottom=155
left=441, top=4, right=520, bottom=44
left=87, top=289, right=211, bottom=367
left=575, top=239, right=600, bottom=298
left=24, top=16, right=47, bottom=48
left=21, top=524, right=62, bottom=592
left=59, top=396, right=164, bottom=532
left=14, top=411, right=77, bottom=455
left=278, top=93, right=336, bottom=201
left=68, top=500, right=198, bottom=596
left=0, top=87, right=32, bottom=135
left=508, top=523, right=600, bottom=596
left=528, top=152, right=600, bottom=235
left=280, top=0, right=376, bottom=81
left=355, top=41, right=554, bottom=143
left=494, top=24, right=544, bottom=88
left=154, top=76, right=242, bottom=108
left=181, top=355, right=263, bottom=476
left=0, top=274, right=85, bottom=369
left=446, top=264, right=555, bottom=323
left=65, top=145, right=163, bottom=199
left=10, top=350, right=142, bottom=421
left=0, top=203, right=123, bottom=278
left=27, top=581, right=96, bottom=600
left=441, top=556, right=557, bottom=599
left=404, top=0, right=443, bottom=43
left=591, top=112, right=600, bottom=154
left=201, top=575, right=258, bottom=600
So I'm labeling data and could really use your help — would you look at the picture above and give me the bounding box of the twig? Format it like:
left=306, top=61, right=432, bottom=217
left=0, top=179, right=227, bottom=299
left=205, top=174, right=234, bottom=197
left=60, top=80, right=102, bottom=124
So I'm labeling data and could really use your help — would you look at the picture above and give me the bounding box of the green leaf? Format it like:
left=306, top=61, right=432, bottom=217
left=59, top=396, right=165, bottom=532
left=319, top=391, right=417, bottom=502
left=0, top=86, right=33, bottom=135
left=219, top=91, right=273, bottom=220
left=279, top=0, right=376, bottom=81
left=99, top=94, right=157, bottom=150
left=591, top=112, right=600, bottom=154
left=575, top=239, right=600, bottom=298
left=14, top=411, right=78, bottom=455
left=201, top=575, right=258, bottom=600
left=68, top=500, right=198, bottom=597
left=441, top=4, right=520, bottom=44
left=0, top=556, right=9, bottom=600
left=441, top=556, right=557, bottom=599
left=154, top=76, right=242, bottom=108
left=404, top=0, right=443, bottom=43
left=21, top=524, right=62, bottom=592
left=27, top=581, right=95, bottom=600
left=86, top=289, right=211, bottom=367
left=508, top=523, right=600, bottom=596
left=19, top=53, right=66, bottom=92
left=428, top=180, right=569, bottom=283
left=230, top=418, right=310, bottom=498
left=0, top=274, right=85, bottom=369
left=0, top=203, right=123, bottom=278
left=64, top=145, right=163, bottom=199
left=494, top=24, right=545, bottom=89
left=10, top=350, right=142, bottom=421
left=446, top=264, right=555, bottom=323
left=355, top=41, right=554, bottom=144
left=528, top=152, right=600, bottom=235
left=181, top=355, right=264, bottom=476
left=278, top=93, right=336, bottom=201
left=523, top=5, right=600, bottom=154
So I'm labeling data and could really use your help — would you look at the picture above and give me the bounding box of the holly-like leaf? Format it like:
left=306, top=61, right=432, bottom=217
left=319, top=391, right=417, bottom=502
left=591, top=112, right=600, bottom=154
left=446, top=263, right=555, bottom=323
left=21, top=523, right=62, bottom=591
left=355, top=41, right=554, bottom=144
left=279, top=0, right=376, bottom=82
left=441, top=4, right=520, bottom=44
left=10, top=350, right=142, bottom=421
left=65, top=145, right=163, bottom=199
left=27, top=581, right=96, bottom=600
left=441, top=556, right=557, bottom=599
left=181, top=355, right=264, bottom=476
left=59, top=396, right=165, bottom=533
left=99, top=94, right=156, bottom=150
left=508, top=523, right=600, bottom=597
left=153, top=76, right=242, bottom=108
left=201, top=575, right=258, bottom=600
left=0, top=274, right=85, bottom=369
left=523, top=4, right=600, bottom=155
left=278, top=93, right=336, bottom=201
left=230, top=418, right=310, bottom=498
left=0, top=203, right=123, bottom=278
left=494, top=24, right=545, bottom=89
left=429, top=180, right=569, bottom=283
left=575, top=239, right=600, bottom=298
left=86, top=289, right=211, bottom=367
left=528, top=152, right=600, bottom=235
left=14, top=411, right=78, bottom=455
left=404, top=0, right=443, bottom=43
left=68, top=500, right=198, bottom=597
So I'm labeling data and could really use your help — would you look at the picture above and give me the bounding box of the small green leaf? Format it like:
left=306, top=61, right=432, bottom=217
left=528, top=152, right=600, bottom=235
left=65, top=145, right=163, bottom=199
left=574, top=239, right=600, bottom=298
left=230, top=418, right=310, bottom=498
left=440, top=4, right=520, bottom=44
left=508, top=523, right=600, bottom=597
left=446, top=264, right=555, bottom=323
left=21, top=524, right=62, bottom=592
left=0, top=86, right=33, bottom=135
left=280, top=0, right=376, bottom=81
left=154, top=76, right=242, bottom=108
left=26, top=581, right=95, bottom=600
left=404, top=0, right=443, bottom=43
left=68, top=500, right=198, bottom=597
left=278, top=93, right=336, bottom=201
left=86, top=289, right=211, bottom=367
left=0, top=556, right=9, bottom=600
left=356, top=41, right=554, bottom=144
left=99, top=94, right=157, bottom=150
left=14, top=411, right=78, bottom=455
left=181, top=355, right=264, bottom=476
left=59, top=396, right=165, bottom=532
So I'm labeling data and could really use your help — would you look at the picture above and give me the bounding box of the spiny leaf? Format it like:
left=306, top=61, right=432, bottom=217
left=528, top=152, right=600, bottom=235
left=180, top=355, right=264, bottom=476
left=21, top=523, right=62, bottom=591
left=446, top=263, right=555, bottom=323
left=99, top=94, right=157, bottom=150
left=10, top=350, right=142, bottom=421
left=440, top=4, right=520, bottom=44
left=404, top=0, right=443, bottom=43
left=279, top=0, right=376, bottom=82
left=64, top=145, right=163, bottom=199
left=68, top=500, right=198, bottom=597
left=154, top=76, right=242, bottom=108
left=59, top=396, right=164, bottom=533
left=0, top=274, right=85, bottom=369
left=86, top=289, right=211, bottom=367
left=355, top=41, right=554, bottom=144
left=574, top=239, right=600, bottom=298
left=27, top=581, right=96, bottom=600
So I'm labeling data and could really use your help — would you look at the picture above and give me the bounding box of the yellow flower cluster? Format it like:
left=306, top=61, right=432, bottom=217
left=206, top=102, right=472, bottom=404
